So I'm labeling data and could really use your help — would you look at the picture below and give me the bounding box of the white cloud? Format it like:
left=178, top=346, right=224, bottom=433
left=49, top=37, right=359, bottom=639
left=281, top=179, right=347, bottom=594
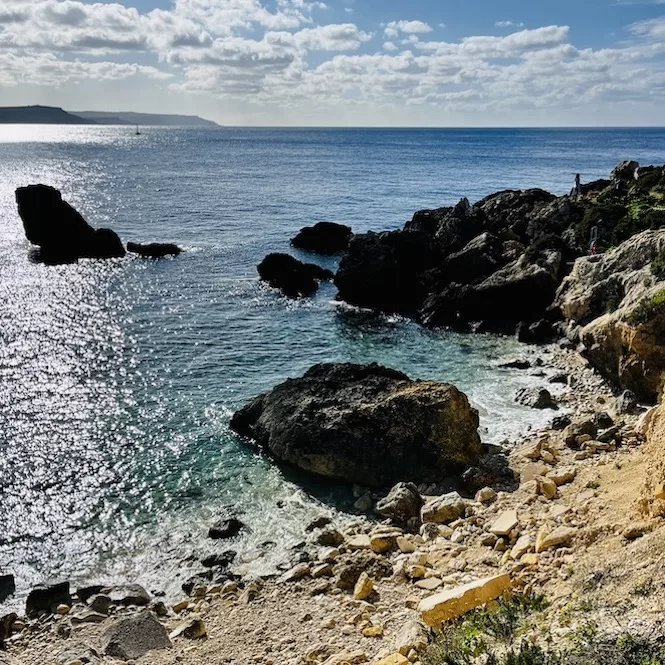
left=629, top=16, right=665, bottom=38
left=496, top=21, right=525, bottom=28
left=384, top=20, right=432, bottom=39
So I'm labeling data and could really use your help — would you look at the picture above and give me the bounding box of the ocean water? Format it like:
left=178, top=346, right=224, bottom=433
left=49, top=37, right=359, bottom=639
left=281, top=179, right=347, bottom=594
left=1, top=126, right=665, bottom=607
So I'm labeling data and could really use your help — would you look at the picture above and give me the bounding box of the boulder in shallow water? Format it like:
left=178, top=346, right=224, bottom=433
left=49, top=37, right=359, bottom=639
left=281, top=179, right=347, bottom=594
left=15, top=184, right=125, bottom=262
left=229, top=362, right=483, bottom=487
left=208, top=516, right=244, bottom=540
left=102, top=611, right=171, bottom=660
left=515, top=387, right=557, bottom=410
left=258, top=252, right=333, bottom=298
left=0, top=575, right=15, bottom=604
left=127, top=241, right=182, bottom=258
left=291, top=221, right=353, bottom=254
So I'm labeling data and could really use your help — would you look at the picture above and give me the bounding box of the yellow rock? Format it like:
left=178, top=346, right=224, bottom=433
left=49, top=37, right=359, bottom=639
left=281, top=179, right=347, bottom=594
left=489, top=510, right=518, bottom=536
left=323, top=651, right=368, bottom=665
left=655, top=483, right=665, bottom=500
left=354, top=572, right=374, bottom=600
left=521, top=553, right=539, bottom=566
left=372, top=655, right=409, bottom=665
left=56, top=604, right=70, bottom=615
left=419, top=574, right=512, bottom=627
left=362, top=625, right=384, bottom=637
left=397, top=536, right=416, bottom=553
left=172, top=600, right=189, bottom=613
left=510, top=535, right=532, bottom=560
left=535, top=526, right=577, bottom=553
left=348, top=535, right=372, bottom=550
left=536, top=476, right=558, bottom=500
left=370, top=531, right=401, bottom=554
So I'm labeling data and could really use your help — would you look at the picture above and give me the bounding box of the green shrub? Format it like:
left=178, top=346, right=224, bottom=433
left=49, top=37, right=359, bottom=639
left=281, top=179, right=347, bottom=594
left=651, top=251, right=665, bottom=281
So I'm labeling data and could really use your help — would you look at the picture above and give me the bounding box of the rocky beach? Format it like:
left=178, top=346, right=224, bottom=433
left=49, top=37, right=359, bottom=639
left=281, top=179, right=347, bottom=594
left=3, top=159, right=665, bottom=665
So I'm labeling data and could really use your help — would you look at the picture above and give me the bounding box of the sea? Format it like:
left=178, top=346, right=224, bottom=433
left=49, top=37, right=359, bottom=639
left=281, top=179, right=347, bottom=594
left=1, top=126, right=665, bottom=608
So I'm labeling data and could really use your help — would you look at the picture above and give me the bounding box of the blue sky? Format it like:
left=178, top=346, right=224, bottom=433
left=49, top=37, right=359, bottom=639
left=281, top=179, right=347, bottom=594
left=1, top=0, right=665, bottom=126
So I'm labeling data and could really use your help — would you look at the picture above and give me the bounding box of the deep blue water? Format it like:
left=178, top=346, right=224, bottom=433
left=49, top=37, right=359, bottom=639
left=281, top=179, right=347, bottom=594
left=1, top=126, right=665, bottom=607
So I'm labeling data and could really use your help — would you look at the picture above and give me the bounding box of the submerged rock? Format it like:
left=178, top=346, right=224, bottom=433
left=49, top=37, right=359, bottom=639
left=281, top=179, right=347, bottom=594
left=208, top=516, right=244, bottom=540
left=15, top=184, right=125, bottom=262
left=258, top=252, right=333, bottom=298
left=291, top=221, right=353, bottom=254
left=230, top=362, right=482, bottom=487
left=127, top=241, right=182, bottom=257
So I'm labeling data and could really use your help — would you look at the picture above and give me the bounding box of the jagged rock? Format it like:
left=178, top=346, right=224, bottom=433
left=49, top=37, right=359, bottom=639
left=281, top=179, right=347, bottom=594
left=0, top=575, right=15, bottom=604
left=102, top=583, right=151, bottom=607
left=374, top=483, right=423, bottom=526
left=421, top=492, right=467, bottom=524
left=334, top=551, right=393, bottom=590
left=258, top=253, right=333, bottom=298
left=126, top=241, right=182, bottom=257
left=611, top=160, right=639, bottom=182
left=563, top=420, right=598, bottom=449
left=230, top=362, right=482, bottom=487
left=535, top=526, right=577, bottom=552
left=209, top=516, right=244, bottom=540
left=462, top=453, right=513, bottom=493
left=102, top=611, right=171, bottom=660
left=88, top=594, right=113, bottom=615
left=616, top=390, right=639, bottom=414
left=335, top=230, right=434, bottom=313
left=353, top=572, right=373, bottom=600
left=26, top=581, right=72, bottom=617
left=291, top=221, right=353, bottom=254
left=200, top=551, right=236, bottom=568
left=15, top=184, right=125, bottom=262
left=76, top=585, right=104, bottom=603
left=556, top=230, right=665, bottom=401
left=515, top=387, right=557, bottom=410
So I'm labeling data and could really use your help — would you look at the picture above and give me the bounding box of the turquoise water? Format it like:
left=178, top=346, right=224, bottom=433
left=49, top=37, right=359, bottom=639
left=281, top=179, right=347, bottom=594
left=1, top=125, right=665, bottom=605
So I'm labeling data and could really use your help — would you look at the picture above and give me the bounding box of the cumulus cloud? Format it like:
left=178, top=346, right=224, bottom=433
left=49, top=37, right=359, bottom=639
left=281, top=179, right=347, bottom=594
left=629, top=16, right=665, bottom=38
left=496, top=21, right=525, bottom=28
left=384, top=20, right=432, bottom=38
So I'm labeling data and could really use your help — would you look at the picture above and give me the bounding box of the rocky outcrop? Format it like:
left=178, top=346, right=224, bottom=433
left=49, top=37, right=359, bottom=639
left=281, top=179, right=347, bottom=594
left=127, top=241, right=182, bottom=257
left=556, top=229, right=665, bottom=402
left=291, top=222, right=353, bottom=254
left=230, top=362, right=483, bottom=487
left=258, top=253, right=333, bottom=298
left=15, top=185, right=125, bottom=262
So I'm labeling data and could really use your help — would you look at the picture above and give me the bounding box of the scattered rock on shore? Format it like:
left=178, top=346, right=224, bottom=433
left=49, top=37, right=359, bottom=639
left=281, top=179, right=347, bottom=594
left=230, top=362, right=483, bottom=486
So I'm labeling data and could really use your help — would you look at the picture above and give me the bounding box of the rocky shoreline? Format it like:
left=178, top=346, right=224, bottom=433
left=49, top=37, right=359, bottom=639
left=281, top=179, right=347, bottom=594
left=4, top=342, right=663, bottom=665
left=4, top=163, right=665, bottom=664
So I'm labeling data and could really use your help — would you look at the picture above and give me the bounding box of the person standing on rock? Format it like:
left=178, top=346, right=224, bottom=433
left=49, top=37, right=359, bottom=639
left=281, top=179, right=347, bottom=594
left=574, top=173, right=582, bottom=199
left=589, top=225, right=599, bottom=255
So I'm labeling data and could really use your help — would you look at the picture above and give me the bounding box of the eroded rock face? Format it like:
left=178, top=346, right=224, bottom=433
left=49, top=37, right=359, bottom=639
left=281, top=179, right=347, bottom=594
left=556, top=229, right=665, bottom=401
left=257, top=253, right=333, bottom=298
left=230, top=362, right=483, bottom=487
left=15, top=185, right=125, bottom=262
left=291, top=222, right=353, bottom=255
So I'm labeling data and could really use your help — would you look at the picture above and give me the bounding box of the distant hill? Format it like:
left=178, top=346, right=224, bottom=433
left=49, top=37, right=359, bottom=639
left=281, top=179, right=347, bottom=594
left=0, top=106, right=92, bottom=124
left=73, top=111, right=219, bottom=127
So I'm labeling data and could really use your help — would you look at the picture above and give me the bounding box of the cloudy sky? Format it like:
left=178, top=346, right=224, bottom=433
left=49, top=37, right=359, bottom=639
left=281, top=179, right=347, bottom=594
left=1, top=0, right=665, bottom=126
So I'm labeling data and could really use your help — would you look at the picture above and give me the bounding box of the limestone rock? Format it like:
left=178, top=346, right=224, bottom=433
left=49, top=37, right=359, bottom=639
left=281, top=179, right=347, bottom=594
left=169, top=617, right=207, bottom=640
left=546, top=466, right=576, bottom=486
left=535, top=526, right=577, bottom=552
left=375, top=483, right=423, bottom=526
left=230, top=363, right=482, bottom=487
left=421, top=492, right=467, bottom=524
left=521, top=462, right=550, bottom=484
left=373, top=655, right=409, bottom=665
left=419, top=574, right=512, bottom=627
left=353, top=572, right=373, bottom=600
left=322, top=651, right=367, bottom=665
left=394, top=620, right=429, bottom=656
left=102, top=611, right=171, bottom=660
left=536, top=476, right=558, bottom=499
left=489, top=510, right=518, bottom=537
left=475, top=487, right=497, bottom=504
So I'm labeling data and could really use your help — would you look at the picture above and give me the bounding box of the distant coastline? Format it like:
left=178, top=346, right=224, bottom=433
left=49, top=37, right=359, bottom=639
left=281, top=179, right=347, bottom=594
left=0, top=105, right=218, bottom=127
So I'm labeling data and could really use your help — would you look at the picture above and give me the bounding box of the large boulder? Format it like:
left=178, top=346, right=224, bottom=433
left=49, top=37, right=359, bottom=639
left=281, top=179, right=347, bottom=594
left=0, top=575, right=15, bottom=604
left=556, top=230, right=665, bottom=401
left=611, top=160, right=639, bottom=182
left=102, top=611, right=171, bottom=660
left=291, top=222, right=353, bottom=254
left=26, top=581, right=72, bottom=617
left=334, top=230, right=434, bottom=313
left=257, top=253, right=333, bottom=298
left=15, top=185, right=125, bottom=262
left=230, top=363, right=483, bottom=487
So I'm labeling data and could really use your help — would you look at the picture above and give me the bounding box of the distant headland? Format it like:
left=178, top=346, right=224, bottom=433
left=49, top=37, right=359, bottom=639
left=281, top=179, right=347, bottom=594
left=0, top=105, right=219, bottom=127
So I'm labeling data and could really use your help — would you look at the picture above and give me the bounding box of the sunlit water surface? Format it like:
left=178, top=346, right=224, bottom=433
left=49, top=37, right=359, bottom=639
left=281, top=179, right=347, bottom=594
left=2, top=125, right=665, bottom=607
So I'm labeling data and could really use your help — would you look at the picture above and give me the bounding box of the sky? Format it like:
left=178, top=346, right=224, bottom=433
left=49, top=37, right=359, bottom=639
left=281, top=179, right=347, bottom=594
left=1, top=0, right=665, bottom=126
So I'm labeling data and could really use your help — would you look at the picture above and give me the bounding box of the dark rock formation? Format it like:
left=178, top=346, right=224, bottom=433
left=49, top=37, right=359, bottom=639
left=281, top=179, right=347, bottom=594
left=208, top=516, right=244, bottom=540
left=15, top=185, right=125, bottom=262
left=291, top=221, right=353, bottom=254
left=258, top=253, right=333, bottom=298
left=102, top=611, right=171, bottom=659
left=0, top=574, right=15, bottom=603
left=515, top=387, right=557, bottom=410
left=26, top=581, right=72, bottom=617
left=374, top=482, right=423, bottom=526
left=334, top=230, right=434, bottom=313
left=127, top=241, right=182, bottom=258
left=230, top=362, right=483, bottom=487
left=101, top=583, right=151, bottom=607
